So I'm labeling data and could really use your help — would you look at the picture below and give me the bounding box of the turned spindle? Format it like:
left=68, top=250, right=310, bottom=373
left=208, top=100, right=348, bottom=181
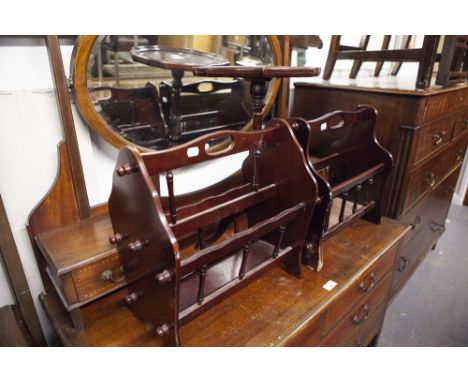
left=197, top=266, right=207, bottom=304
left=352, top=184, right=362, bottom=214
left=272, top=225, right=287, bottom=259
left=116, top=163, right=139, bottom=177
left=239, top=242, right=251, bottom=280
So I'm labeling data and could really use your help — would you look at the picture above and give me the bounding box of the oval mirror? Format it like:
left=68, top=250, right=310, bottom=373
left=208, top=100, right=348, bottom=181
left=71, top=35, right=282, bottom=151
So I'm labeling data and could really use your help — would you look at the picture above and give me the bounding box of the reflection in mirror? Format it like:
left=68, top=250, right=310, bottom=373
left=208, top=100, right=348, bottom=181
left=85, top=36, right=276, bottom=150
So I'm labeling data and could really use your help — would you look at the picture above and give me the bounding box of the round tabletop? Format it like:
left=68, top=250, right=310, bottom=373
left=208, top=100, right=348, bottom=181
left=130, top=45, right=229, bottom=71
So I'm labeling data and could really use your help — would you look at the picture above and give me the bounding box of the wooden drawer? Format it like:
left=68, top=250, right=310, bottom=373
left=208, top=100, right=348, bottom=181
left=411, top=116, right=454, bottom=167
left=288, top=243, right=397, bottom=346
left=345, top=303, right=387, bottom=346
left=423, top=94, right=446, bottom=122
left=399, top=165, right=461, bottom=244
left=323, top=243, right=397, bottom=334
left=452, top=108, right=468, bottom=140
left=423, top=89, right=468, bottom=123
left=71, top=253, right=126, bottom=303
left=319, top=272, right=393, bottom=346
left=401, top=135, right=468, bottom=214
left=444, top=89, right=468, bottom=113
left=391, top=168, right=460, bottom=296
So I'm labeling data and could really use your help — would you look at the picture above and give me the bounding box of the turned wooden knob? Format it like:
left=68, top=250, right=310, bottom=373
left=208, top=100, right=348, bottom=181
left=125, top=292, right=138, bottom=305
left=109, top=233, right=124, bottom=244
left=155, top=269, right=173, bottom=285
left=155, top=323, right=171, bottom=337
left=128, top=240, right=147, bottom=252
left=116, top=163, right=138, bottom=177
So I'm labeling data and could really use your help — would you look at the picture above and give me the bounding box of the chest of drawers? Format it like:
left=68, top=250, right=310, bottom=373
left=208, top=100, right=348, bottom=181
left=292, top=80, right=468, bottom=296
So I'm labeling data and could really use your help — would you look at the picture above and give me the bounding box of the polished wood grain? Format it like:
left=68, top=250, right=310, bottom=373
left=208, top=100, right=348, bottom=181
left=45, top=36, right=90, bottom=220
left=400, top=134, right=468, bottom=215
left=452, top=108, right=468, bottom=139
left=318, top=273, right=392, bottom=346
left=289, top=106, right=393, bottom=271
left=410, top=116, right=454, bottom=167
left=36, top=211, right=114, bottom=275
left=40, top=217, right=409, bottom=346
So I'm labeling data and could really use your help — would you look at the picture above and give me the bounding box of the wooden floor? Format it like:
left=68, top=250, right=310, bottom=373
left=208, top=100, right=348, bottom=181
left=378, top=204, right=468, bottom=346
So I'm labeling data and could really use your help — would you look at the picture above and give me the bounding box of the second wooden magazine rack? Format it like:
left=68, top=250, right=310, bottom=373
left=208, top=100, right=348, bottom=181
left=290, top=106, right=393, bottom=271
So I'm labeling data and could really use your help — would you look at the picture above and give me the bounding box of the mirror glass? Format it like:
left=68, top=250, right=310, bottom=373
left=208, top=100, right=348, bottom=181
left=85, top=35, right=276, bottom=150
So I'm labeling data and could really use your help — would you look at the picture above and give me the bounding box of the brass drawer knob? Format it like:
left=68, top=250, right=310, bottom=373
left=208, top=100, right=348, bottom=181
left=397, top=256, right=409, bottom=272
left=429, top=221, right=445, bottom=232
left=352, top=304, right=369, bottom=325
left=359, top=272, right=376, bottom=293
left=101, top=269, right=125, bottom=283
left=431, top=131, right=446, bottom=146
left=410, top=216, right=421, bottom=230
left=454, top=149, right=464, bottom=162
left=423, top=171, right=436, bottom=188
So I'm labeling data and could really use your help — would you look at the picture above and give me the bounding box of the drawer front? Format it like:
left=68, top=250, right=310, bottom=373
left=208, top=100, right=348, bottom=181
left=346, top=303, right=387, bottom=346
left=287, top=243, right=397, bottom=346
left=323, top=243, right=397, bottom=334
left=391, top=168, right=460, bottom=295
left=72, top=253, right=126, bottom=303
left=412, top=117, right=454, bottom=167
left=423, top=89, right=468, bottom=123
left=444, top=89, right=468, bottom=113
left=399, top=165, right=461, bottom=245
left=452, top=108, right=468, bottom=140
left=402, top=135, right=468, bottom=214
left=319, top=272, right=393, bottom=346
left=423, top=94, right=446, bottom=122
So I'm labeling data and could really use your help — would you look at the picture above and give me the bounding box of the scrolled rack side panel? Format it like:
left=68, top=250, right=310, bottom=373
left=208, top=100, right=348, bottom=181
left=108, top=146, right=180, bottom=346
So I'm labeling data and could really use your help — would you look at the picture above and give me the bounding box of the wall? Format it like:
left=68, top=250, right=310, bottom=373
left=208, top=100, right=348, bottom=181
left=0, top=37, right=118, bottom=342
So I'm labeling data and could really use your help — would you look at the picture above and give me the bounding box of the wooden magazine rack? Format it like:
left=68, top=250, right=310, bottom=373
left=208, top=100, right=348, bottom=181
left=108, top=123, right=318, bottom=345
left=108, top=65, right=321, bottom=345
left=289, top=106, right=393, bottom=271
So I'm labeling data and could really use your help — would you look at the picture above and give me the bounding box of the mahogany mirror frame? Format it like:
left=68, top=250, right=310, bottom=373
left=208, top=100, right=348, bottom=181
left=71, top=35, right=283, bottom=152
